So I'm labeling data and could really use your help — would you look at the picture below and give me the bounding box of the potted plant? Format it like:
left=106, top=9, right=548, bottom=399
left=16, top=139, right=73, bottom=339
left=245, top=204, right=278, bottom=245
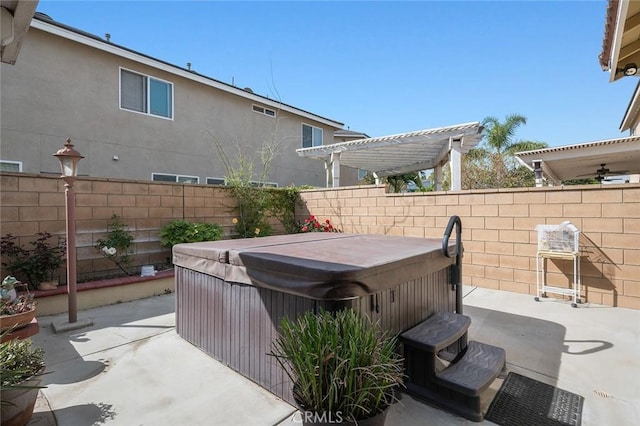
left=271, top=308, right=404, bottom=425
left=0, top=333, right=46, bottom=426
left=0, top=232, right=65, bottom=291
left=1, top=277, right=36, bottom=333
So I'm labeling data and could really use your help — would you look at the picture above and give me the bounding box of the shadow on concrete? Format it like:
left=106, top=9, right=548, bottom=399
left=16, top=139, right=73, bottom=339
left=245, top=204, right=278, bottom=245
left=464, top=305, right=567, bottom=383
left=34, top=295, right=175, bottom=387
left=579, top=233, right=619, bottom=306
left=52, top=402, right=116, bottom=425
left=42, top=359, right=106, bottom=386
left=562, top=339, right=613, bottom=355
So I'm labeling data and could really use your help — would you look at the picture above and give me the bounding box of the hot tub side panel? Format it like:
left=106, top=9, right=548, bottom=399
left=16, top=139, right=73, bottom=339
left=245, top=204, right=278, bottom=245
left=176, top=265, right=455, bottom=405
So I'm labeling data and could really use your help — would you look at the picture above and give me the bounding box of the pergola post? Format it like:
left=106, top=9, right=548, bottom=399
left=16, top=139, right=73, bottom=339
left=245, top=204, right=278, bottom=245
left=324, top=159, right=331, bottom=188
left=373, top=172, right=381, bottom=185
left=331, top=152, right=341, bottom=187
left=435, top=164, right=443, bottom=191
left=449, top=138, right=462, bottom=191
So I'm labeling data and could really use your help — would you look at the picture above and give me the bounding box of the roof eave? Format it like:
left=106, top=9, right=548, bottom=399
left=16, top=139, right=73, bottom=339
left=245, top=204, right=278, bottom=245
left=30, top=16, right=344, bottom=129
left=1, top=0, right=39, bottom=64
left=608, top=0, right=629, bottom=82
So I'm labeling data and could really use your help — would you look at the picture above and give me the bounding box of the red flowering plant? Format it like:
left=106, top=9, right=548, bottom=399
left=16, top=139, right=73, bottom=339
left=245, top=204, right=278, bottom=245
left=300, top=215, right=341, bottom=233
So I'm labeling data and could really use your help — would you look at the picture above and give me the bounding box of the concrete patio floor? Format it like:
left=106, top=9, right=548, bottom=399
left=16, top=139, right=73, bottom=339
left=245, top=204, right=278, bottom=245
left=27, top=285, right=639, bottom=425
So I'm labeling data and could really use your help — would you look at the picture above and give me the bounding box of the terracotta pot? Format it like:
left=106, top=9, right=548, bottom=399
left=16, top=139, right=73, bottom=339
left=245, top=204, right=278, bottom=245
left=0, top=308, right=37, bottom=332
left=0, top=368, right=44, bottom=426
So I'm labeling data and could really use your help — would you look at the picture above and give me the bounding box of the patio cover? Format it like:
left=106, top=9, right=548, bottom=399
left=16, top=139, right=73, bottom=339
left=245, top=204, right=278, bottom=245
left=515, top=136, right=640, bottom=185
left=296, top=122, right=484, bottom=189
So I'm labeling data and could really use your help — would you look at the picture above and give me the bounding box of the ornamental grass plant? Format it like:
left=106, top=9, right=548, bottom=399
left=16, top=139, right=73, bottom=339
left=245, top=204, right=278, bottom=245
left=0, top=336, right=45, bottom=389
left=271, top=309, right=404, bottom=423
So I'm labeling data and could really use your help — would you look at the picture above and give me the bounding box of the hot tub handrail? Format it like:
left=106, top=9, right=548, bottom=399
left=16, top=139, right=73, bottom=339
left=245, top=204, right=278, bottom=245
left=442, top=215, right=463, bottom=314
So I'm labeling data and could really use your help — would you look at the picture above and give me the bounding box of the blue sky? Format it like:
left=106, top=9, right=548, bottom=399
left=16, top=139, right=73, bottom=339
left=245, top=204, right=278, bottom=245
left=38, top=0, right=637, bottom=147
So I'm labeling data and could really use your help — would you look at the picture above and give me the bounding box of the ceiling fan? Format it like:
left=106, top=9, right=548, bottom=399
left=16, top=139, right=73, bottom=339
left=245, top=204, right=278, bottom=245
left=578, top=164, right=629, bottom=182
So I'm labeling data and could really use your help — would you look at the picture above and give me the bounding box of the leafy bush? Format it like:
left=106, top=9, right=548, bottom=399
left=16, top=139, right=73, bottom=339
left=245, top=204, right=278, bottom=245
left=0, top=232, right=65, bottom=289
left=158, top=220, right=224, bottom=248
left=299, top=215, right=341, bottom=233
left=271, top=309, right=404, bottom=422
left=265, top=186, right=302, bottom=235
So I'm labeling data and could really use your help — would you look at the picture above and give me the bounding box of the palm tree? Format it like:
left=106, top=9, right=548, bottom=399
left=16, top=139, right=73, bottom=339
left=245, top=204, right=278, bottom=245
left=386, top=172, right=424, bottom=193
left=482, top=114, right=527, bottom=154
left=465, top=114, right=548, bottom=188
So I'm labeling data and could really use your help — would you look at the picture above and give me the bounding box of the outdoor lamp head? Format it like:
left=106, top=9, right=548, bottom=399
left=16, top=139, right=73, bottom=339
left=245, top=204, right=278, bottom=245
left=53, top=138, right=84, bottom=184
left=623, top=63, right=638, bottom=76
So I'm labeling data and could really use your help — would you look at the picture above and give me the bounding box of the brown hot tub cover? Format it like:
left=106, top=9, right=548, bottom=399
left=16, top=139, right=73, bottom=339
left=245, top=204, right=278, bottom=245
left=173, top=233, right=454, bottom=300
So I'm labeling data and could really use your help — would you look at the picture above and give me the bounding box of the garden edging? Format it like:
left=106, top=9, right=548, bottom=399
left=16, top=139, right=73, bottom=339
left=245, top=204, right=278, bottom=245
left=31, top=270, right=175, bottom=316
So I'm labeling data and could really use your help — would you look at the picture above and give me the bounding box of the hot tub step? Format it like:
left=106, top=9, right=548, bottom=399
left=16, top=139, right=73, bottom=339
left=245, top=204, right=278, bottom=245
left=401, top=311, right=470, bottom=353
left=435, top=340, right=506, bottom=397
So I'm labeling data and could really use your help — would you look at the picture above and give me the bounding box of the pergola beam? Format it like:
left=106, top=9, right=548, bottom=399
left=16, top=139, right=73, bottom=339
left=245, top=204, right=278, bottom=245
left=297, top=122, right=484, bottom=189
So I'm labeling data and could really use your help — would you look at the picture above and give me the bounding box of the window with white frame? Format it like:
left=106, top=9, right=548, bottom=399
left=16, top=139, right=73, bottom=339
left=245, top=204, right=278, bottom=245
left=152, top=173, right=198, bottom=184
left=206, top=177, right=277, bottom=188
left=250, top=181, right=278, bottom=188
left=302, top=124, right=323, bottom=148
left=252, top=104, right=276, bottom=117
left=0, top=161, right=22, bottom=172
left=121, top=68, right=173, bottom=119
left=206, top=177, right=226, bottom=185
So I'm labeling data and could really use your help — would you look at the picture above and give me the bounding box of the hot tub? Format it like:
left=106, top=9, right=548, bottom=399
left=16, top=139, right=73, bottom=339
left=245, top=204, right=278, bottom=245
left=173, top=233, right=458, bottom=404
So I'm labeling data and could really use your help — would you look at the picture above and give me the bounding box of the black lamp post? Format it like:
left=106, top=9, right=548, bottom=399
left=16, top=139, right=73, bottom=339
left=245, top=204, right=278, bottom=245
left=53, top=138, right=84, bottom=323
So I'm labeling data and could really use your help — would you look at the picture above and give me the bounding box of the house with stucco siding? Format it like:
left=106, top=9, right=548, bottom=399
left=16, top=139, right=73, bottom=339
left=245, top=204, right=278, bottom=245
left=0, top=12, right=358, bottom=187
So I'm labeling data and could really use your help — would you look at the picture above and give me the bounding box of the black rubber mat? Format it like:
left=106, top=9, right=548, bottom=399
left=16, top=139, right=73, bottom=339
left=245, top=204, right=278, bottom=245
left=485, top=372, right=584, bottom=426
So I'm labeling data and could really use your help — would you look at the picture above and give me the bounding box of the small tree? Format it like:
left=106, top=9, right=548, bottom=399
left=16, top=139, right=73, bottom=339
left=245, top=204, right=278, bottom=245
left=95, top=214, right=135, bottom=276
left=206, top=114, right=302, bottom=237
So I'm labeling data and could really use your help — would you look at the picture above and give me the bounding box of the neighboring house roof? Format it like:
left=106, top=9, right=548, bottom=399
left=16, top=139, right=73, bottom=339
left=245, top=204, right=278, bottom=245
left=598, top=0, right=640, bottom=82
left=334, top=129, right=370, bottom=139
left=515, top=136, right=640, bottom=183
left=1, top=0, right=39, bottom=64
left=30, top=12, right=344, bottom=129
left=298, top=121, right=483, bottom=176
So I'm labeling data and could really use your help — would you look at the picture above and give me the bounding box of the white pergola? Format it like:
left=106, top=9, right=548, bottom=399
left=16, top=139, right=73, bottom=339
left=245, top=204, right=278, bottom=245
left=296, top=122, right=484, bottom=190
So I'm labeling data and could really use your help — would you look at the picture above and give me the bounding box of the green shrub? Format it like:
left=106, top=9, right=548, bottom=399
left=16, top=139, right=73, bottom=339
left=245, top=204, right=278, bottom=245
left=158, top=220, right=224, bottom=248
left=271, top=309, right=404, bottom=422
left=0, top=232, right=65, bottom=289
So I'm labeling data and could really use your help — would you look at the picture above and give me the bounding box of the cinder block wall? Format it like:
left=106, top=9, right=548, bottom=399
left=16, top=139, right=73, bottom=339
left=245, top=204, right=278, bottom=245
left=298, top=184, right=640, bottom=309
left=0, top=173, right=236, bottom=282
left=3, top=173, right=639, bottom=309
